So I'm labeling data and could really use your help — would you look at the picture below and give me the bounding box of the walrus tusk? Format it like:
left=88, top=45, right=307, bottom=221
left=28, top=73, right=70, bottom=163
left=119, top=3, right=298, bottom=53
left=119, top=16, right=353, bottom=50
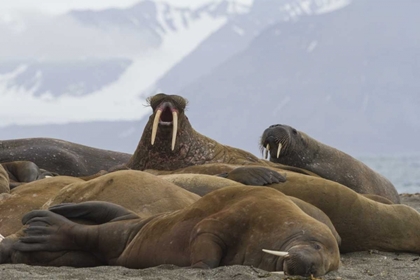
left=276, top=143, right=282, bottom=158
left=262, top=249, right=289, bottom=257
left=0, top=234, right=4, bottom=242
left=171, top=111, right=178, bottom=151
left=265, top=144, right=270, bottom=159
left=151, top=109, right=163, bottom=145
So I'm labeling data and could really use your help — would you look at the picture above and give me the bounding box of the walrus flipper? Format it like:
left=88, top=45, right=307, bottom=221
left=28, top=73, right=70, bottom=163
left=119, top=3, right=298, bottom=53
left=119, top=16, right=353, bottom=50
left=190, top=232, right=225, bottom=269
left=0, top=235, right=15, bottom=264
left=219, top=166, right=286, bottom=186
left=14, top=210, right=80, bottom=252
left=49, top=201, right=139, bottom=224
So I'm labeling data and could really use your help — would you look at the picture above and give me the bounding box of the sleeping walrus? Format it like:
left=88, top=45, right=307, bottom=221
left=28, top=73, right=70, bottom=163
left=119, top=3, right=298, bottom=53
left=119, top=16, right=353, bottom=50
left=157, top=172, right=420, bottom=254
left=0, top=138, right=131, bottom=176
left=0, top=170, right=199, bottom=237
left=1, top=186, right=341, bottom=277
left=260, top=124, right=400, bottom=203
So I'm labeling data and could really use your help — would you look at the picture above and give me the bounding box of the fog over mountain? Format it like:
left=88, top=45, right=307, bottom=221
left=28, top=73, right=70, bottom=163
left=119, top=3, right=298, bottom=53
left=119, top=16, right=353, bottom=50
left=1, top=0, right=419, bottom=157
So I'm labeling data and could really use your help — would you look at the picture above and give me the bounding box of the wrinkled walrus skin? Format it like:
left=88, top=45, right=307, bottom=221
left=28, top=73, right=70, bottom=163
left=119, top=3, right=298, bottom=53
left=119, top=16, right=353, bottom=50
left=3, top=187, right=340, bottom=277
left=260, top=124, right=400, bottom=203
left=0, top=138, right=131, bottom=176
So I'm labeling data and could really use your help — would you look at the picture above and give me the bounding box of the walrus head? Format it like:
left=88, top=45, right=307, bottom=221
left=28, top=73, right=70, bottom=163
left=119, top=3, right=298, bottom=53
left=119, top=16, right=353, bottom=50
left=127, top=93, right=207, bottom=170
left=263, top=234, right=340, bottom=277
left=127, top=93, right=263, bottom=170
left=148, top=93, right=188, bottom=151
left=260, top=124, right=299, bottom=160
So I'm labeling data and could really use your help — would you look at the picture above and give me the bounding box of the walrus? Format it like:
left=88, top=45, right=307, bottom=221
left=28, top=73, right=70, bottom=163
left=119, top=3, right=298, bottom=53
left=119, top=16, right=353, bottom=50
left=2, top=187, right=341, bottom=277
left=159, top=172, right=420, bottom=254
left=0, top=170, right=200, bottom=237
left=0, top=138, right=131, bottom=176
left=260, top=124, right=400, bottom=203
left=1, top=161, right=58, bottom=190
left=125, top=93, right=262, bottom=170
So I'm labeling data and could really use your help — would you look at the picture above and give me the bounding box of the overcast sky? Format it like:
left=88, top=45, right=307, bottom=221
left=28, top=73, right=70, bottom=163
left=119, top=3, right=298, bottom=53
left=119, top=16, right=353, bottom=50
left=0, top=0, right=238, bottom=15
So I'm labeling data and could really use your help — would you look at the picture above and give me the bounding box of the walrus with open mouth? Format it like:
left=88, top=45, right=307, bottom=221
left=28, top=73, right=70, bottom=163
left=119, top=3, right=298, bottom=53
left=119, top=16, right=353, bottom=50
left=1, top=186, right=341, bottom=277
left=126, top=93, right=265, bottom=170
left=260, top=124, right=400, bottom=204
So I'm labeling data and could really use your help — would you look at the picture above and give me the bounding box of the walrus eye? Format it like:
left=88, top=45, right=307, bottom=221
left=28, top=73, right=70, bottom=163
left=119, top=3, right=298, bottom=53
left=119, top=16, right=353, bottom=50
left=312, top=243, right=321, bottom=250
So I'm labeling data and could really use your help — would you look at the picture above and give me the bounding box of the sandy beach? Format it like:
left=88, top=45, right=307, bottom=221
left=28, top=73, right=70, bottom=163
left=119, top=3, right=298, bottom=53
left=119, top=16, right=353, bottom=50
left=1, top=194, right=419, bottom=280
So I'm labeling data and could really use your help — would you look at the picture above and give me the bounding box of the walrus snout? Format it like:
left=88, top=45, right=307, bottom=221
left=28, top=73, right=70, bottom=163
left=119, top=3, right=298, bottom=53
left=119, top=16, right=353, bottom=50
left=282, top=246, right=326, bottom=277
left=151, top=101, right=179, bottom=151
left=260, top=132, right=283, bottom=159
left=148, top=93, right=188, bottom=151
left=260, top=125, right=298, bottom=160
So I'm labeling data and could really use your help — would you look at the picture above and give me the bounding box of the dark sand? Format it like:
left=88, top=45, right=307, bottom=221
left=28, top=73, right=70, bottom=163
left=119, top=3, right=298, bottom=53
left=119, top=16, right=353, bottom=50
left=1, top=194, right=419, bottom=280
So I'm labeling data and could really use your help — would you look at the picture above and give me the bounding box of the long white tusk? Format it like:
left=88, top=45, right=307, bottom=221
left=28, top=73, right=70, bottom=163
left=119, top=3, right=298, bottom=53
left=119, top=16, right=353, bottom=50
left=151, top=109, right=163, bottom=145
left=276, top=143, right=282, bottom=158
left=270, top=271, right=285, bottom=275
left=262, top=249, right=289, bottom=257
left=0, top=234, right=4, bottom=242
left=265, top=144, right=270, bottom=159
left=171, top=111, right=178, bottom=151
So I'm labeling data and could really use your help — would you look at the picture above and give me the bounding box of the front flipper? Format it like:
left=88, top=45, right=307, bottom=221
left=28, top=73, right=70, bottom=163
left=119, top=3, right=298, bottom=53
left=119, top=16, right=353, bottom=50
left=49, top=201, right=139, bottom=224
left=190, top=232, right=225, bottom=269
left=13, top=210, right=80, bottom=252
left=218, top=166, right=286, bottom=186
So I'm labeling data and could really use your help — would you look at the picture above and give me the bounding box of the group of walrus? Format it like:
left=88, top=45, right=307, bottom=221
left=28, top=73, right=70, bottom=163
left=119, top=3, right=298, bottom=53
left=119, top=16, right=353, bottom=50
left=0, top=93, right=419, bottom=278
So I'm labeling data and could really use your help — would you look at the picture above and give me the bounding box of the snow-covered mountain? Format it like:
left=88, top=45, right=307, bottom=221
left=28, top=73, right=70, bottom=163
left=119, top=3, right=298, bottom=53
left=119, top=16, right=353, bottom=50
left=0, top=0, right=244, bottom=125
left=2, top=0, right=418, bottom=157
